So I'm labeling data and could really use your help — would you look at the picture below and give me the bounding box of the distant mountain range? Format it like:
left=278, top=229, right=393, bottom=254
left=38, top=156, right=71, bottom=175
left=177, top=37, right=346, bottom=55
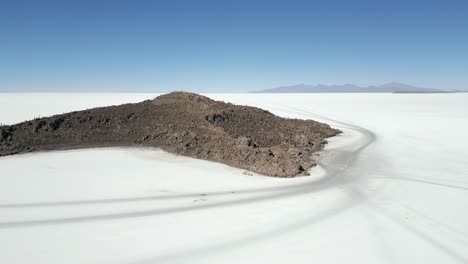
left=253, top=82, right=459, bottom=93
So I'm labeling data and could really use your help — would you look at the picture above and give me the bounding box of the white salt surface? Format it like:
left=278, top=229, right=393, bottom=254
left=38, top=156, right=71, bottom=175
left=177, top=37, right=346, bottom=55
left=1, top=93, right=468, bottom=264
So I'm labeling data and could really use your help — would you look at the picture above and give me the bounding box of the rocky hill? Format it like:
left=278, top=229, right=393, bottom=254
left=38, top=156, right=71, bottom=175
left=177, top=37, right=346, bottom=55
left=0, top=92, right=340, bottom=177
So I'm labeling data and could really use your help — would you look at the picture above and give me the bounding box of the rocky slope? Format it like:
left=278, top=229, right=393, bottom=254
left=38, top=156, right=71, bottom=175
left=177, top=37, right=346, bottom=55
left=0, top=92, right=340, bottom=177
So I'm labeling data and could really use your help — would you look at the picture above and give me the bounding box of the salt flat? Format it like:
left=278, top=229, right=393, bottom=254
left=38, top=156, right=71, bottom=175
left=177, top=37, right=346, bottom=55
left=1, top=93, right=468, bottom=264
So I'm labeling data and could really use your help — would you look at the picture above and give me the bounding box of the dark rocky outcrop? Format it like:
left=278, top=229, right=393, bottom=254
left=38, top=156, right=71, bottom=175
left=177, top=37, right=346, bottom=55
left=0, top=92, right=341, bottom=177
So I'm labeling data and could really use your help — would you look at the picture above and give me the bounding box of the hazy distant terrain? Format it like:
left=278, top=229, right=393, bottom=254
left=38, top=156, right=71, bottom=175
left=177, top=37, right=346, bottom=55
left=253, top=82, right=451, bottom=93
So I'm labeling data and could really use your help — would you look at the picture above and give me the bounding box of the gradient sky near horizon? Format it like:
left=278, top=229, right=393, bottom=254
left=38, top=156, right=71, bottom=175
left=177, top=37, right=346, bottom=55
left=1, top=0, right=467, bottom=92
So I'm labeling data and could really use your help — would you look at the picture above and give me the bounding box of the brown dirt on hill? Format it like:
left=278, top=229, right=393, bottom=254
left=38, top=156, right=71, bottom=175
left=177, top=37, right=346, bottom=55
left=0, top=92, right=341, bottom=177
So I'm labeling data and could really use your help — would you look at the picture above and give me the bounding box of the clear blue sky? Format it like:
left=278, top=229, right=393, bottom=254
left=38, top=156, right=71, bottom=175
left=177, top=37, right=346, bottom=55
left=1, top=0, right=467, bottom=92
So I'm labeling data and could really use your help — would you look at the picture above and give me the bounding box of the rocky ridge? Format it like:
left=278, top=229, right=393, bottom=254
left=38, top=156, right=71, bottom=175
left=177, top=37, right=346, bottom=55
left=0, top=92, right=341, bottom=177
